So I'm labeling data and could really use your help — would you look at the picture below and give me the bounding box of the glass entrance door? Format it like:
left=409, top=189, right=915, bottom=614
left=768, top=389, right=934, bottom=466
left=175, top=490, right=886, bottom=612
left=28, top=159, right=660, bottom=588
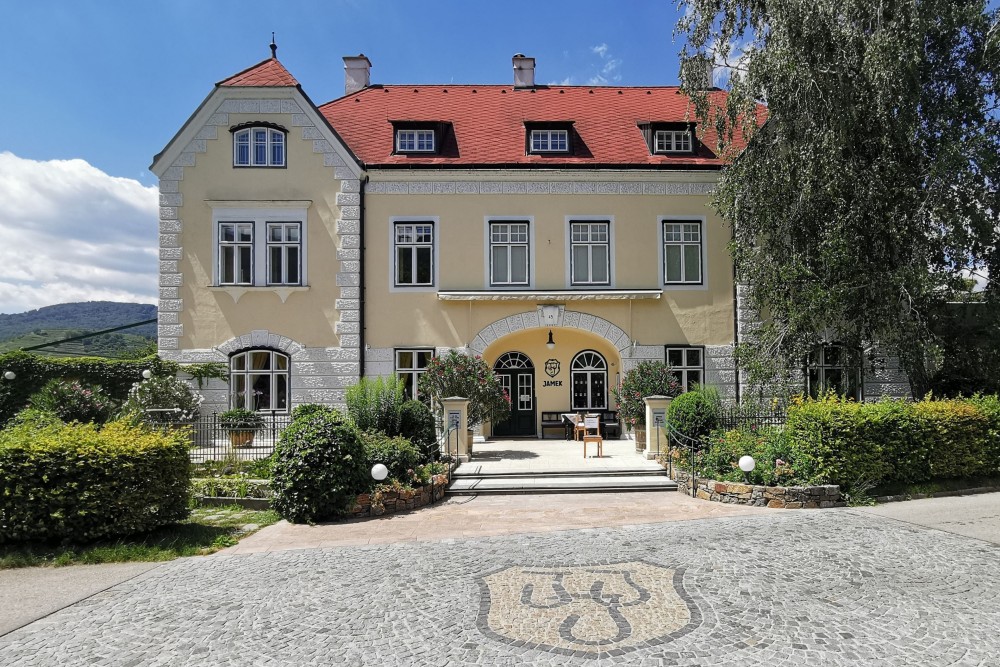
left=493, top=352, right=536, bottom=436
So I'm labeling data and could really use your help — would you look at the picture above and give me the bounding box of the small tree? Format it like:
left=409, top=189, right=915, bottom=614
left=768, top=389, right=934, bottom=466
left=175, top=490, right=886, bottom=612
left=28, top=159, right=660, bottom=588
left=119, top=375, right=203, bottom=424
left=418, top=350, right=511, bottom=429
left=611, top=361, right=682, bottom=431
left=28, top=379, right=118, bottom=425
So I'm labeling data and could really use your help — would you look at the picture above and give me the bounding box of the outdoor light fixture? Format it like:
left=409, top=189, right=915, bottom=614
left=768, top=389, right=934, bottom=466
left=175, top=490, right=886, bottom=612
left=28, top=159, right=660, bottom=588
left=738, top=455, right=756, bottom=472
left=371, top=463, right=389, bottom=482
left=546, top=329, right=555, bottom=350
left=2, top=371, right=14, bottom=381
left=142, top=370, right=153, bottom=380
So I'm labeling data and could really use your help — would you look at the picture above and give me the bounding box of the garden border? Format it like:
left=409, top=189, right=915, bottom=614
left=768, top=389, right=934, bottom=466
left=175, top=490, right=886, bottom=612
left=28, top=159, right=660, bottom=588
left=673, top=469, right=845, bottom=508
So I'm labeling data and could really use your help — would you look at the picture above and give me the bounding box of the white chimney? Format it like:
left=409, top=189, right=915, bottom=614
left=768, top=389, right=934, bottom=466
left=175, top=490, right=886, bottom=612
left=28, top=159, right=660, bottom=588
left=344, top=54, right=372, bottom=95
left=512, top=54, right=535, bottom=88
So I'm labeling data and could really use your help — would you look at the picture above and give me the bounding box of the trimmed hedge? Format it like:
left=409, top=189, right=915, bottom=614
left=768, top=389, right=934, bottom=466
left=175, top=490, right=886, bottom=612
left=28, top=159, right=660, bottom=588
left=361, top=432, right=421, bottom=487
left=0, top=351, right=178, bottom=424
left=0, top=418, right=190, bottom=544
left=667, top=388, right=721, bottom=443
left=785, top=396, right=1000, bottom=490
left=270, top=405, right=368, bottom=523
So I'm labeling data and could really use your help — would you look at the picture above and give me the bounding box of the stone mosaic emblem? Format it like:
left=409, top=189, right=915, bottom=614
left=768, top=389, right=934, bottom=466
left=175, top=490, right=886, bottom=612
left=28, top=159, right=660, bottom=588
left=544, top=359, right=560, bottom=377
left=478, top=561, right=698, bottom=658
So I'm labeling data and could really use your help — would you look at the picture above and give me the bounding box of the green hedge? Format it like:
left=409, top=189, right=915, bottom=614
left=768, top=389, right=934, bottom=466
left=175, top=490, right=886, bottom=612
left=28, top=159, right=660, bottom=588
left=0, top=418, right=190, bottom=544
left=784, top=396, right=1000, bottom=490
left=0, top=351, right=178, bottom=424
left=361, top=431, right=421, bottom=487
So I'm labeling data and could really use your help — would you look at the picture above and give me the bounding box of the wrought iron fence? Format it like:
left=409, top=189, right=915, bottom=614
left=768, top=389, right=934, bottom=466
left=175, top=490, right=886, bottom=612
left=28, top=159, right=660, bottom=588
left=715, top=403, right=787, bottom=432
left=150, top=412, right=292, bottom=464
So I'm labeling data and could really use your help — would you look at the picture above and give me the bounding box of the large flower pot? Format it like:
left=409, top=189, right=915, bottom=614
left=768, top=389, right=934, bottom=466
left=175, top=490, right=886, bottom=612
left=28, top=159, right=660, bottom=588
left=634, top=427, right=646, bottom=453
left=229, top=430, right=256, bottom=448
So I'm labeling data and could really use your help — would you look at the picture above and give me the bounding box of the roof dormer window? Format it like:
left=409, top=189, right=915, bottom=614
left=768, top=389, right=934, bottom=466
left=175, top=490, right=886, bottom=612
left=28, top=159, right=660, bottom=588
left=530, top=129, right=569, bottom=153
left=232, top=123, right=287, bottom=167
left=396, top=129, right=436, bottom=153
left=654, top=130, right=692, bottom=153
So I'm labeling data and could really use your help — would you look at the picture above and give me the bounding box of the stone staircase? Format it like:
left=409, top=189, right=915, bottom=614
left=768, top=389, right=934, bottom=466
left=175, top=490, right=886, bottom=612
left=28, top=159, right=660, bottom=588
left=447, top=466, right=678, bottom=495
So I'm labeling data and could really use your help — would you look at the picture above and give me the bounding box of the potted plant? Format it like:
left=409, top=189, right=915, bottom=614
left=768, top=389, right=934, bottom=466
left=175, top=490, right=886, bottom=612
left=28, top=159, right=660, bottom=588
left=219, top=408, right=265, bottom=448
left=611, top=361, right=681, bottom=452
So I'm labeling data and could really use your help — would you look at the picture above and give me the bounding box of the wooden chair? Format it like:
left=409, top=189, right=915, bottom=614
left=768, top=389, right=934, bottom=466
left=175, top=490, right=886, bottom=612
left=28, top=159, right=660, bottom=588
left=582, top=415, right=603, bottom=458
left=573, top=413, right=587, bottom=441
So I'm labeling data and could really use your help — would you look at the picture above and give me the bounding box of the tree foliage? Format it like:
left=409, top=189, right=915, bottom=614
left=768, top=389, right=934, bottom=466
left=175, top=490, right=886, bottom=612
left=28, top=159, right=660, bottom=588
left=678, top=0, right=1000, bottom=395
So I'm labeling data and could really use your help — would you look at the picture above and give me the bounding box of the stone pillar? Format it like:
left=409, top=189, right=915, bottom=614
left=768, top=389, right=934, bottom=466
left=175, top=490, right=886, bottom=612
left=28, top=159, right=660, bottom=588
left=643, top=395, right=672, bottom=460
left=441, top=397, right=471, bottom=461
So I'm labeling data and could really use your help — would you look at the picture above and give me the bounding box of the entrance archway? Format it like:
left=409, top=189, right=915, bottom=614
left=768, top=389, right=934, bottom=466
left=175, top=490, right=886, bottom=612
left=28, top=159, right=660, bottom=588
left=493, top=352, right=536, bottom=436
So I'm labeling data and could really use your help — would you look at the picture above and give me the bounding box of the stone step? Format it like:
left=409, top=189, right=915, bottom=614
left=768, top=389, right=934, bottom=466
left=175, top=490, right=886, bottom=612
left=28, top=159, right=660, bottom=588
left=452, top=467, right=665, bottom=480
left=447, top=474, right=678, bottom=495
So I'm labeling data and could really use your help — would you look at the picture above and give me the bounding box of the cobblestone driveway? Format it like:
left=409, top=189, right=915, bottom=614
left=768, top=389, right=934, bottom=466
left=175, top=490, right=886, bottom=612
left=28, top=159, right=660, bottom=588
left=3, top=509, right=999, bottom=666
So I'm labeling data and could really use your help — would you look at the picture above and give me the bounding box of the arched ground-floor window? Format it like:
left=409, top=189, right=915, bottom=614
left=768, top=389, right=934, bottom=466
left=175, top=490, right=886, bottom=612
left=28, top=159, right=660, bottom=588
left=230, top=349, right=289, bottom=412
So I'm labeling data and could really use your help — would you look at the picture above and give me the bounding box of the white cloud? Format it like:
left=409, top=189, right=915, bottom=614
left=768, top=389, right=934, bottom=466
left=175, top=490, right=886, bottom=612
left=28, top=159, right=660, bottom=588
left=591, top=44, right=609, bottom=59
left=587, top=44, right=622, bottom=85
left=709, top=37, right=754, bottom=88
left=960, top=267, right=990, bottom=292
left=0, top=152, right=158, bottom=314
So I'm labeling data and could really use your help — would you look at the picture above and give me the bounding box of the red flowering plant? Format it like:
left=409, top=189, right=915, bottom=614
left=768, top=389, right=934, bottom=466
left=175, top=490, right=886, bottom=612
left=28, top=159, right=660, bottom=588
left=417, top=350, right=511, bottom=429
left=610, top=361, right=682, bottom=431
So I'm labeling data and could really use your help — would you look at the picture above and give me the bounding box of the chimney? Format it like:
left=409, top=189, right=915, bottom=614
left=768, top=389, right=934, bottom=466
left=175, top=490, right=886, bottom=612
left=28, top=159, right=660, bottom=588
left=512, top=54, right=535, bottom=89
left=682, top=56, right=715, bottom=91
left=343, top=54, right=372, bottom=95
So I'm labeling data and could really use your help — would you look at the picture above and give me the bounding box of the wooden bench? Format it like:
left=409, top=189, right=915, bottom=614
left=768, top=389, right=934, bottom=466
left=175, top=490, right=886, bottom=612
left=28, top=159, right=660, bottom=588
left=540, top=412, right=567, bottom=439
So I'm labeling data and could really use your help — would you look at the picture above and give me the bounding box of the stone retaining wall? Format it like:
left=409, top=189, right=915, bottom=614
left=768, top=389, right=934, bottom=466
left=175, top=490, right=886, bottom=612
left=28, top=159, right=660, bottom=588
left=350, top=474, right=450, bottom=518
left=674, top=469, right=844, bottom=508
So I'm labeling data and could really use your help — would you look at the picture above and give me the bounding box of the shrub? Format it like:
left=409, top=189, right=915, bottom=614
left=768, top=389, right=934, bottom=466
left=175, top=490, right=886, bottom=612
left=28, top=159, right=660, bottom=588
left=418, top=350, right=510, bottom=428
left=28, top=379, right=118, bottom=424
left=119, top=375, right=202, bottom=424
left=0, top=420, right=190, bottom=544
left=667, top=387, right=721, bottom=443
left=345, top=376, right=405, bottom=434
left=270, top=405, right=368, bottom=523
left=611, top=361, right=682, bottom=430
left=398, top=400, right=438, bottom=462
left=361, top=432, right=421, bottom=487
left=699, top=426, right=800, bottom=486
left=218, top=408, right=265, bottom=431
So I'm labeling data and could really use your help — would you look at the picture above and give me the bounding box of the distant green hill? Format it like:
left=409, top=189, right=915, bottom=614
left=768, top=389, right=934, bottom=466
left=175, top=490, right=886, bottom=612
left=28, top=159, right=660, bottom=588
left=0, top=302, right=157, bottom=358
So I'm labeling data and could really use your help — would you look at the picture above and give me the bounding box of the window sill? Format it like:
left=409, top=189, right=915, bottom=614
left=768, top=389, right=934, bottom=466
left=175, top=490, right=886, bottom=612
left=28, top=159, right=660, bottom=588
left=209, top=286, right=309, bottom=304
left=437, top=289, right=662, bottom=301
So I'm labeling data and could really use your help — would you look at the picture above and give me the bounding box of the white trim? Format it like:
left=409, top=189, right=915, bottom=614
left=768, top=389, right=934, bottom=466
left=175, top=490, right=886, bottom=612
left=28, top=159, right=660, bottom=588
left=211, top=206, right=309, bottom=288
left=565, top=216, right=615, bottom=288
left=530, top=129, right=569, bottom=153
left=654, top=130, right=693, bottom=154
left=483, top=216, right=535, bottom=289
left=389, top=216, right=440, bottom=293
left=438, top=289, right=660, bottom=301
left=395, top=129, right=436, bottom=153
left=658, top=215, right=709, bottom=292
left=366, top=178, right=717, bottom=196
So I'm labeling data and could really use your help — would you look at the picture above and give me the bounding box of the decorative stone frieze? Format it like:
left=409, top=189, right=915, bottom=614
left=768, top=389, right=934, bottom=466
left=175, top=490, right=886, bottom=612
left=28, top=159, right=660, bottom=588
left=366, top=180, right=716, bottom=196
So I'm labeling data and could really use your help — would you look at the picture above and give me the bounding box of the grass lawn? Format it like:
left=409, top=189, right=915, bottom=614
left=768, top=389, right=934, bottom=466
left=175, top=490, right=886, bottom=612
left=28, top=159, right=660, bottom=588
left=0, top=505, right=281, bottom=569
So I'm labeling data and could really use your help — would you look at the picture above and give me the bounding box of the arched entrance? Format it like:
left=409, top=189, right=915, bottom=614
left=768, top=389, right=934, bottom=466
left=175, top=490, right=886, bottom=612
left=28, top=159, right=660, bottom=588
left=493, top=351, right=536, bottom=436
left=571, top=350, right=608, bottom=410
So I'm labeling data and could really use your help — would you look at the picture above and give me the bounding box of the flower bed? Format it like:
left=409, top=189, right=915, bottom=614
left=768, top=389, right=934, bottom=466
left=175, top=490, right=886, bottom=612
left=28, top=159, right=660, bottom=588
left=673, top=469, right=844, bottom=509
left=350, top=473, right=450, bottom=518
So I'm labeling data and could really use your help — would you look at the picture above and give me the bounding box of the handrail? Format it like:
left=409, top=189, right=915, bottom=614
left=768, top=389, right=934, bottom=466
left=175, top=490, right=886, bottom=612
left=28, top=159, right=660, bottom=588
left=662, top=418, right=705, bottom=497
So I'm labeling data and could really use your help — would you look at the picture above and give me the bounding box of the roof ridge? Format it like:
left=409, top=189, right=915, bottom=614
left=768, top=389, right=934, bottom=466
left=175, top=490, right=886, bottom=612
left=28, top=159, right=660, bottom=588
left=217, top=57, right=299, bottom=87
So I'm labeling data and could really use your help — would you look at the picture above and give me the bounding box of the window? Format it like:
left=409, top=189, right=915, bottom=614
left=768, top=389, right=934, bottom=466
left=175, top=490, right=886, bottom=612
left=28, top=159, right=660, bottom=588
left=530, top=129, right=569, bottom=153
left=230, top=349, right=289, bottom=412
left=233, top=127, right=286, bottom=167
left=396, top=129, right=435, bottom=153
left=394, top=222, right=435, bottom=286
left=219, top=223, right=254, bottom=285
left=267, top=223, right=301, bottom=285
left=666, top=347, right=704, bottom=391
left=654, top=130, right=692, bottom=153
left=396, top=349, right=434, bottom=400
left=570, top=221, right=610, bottom=286
left=806, top=344, right=861, bottom=399
left=490, top=221, right=530, bottom=286
left=571, top=351, right=607, bottom=410
left=663, top=221, right=703, bottom=284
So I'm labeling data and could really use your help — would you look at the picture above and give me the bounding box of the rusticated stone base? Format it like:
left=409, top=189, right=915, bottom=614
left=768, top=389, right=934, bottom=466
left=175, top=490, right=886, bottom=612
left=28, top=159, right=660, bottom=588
left=673, top=469, right=844, bottom=508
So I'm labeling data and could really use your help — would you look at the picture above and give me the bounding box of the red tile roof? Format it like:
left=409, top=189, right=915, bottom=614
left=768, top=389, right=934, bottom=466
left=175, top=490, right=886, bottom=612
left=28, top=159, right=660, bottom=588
left=320, top=85, right=754, bottom=168
left=218, top=58, right=299, bottom=87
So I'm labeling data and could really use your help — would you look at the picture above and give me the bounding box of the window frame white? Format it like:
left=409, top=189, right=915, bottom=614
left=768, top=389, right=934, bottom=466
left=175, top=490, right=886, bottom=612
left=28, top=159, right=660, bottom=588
left=566, top=217, right=614, bottom=287
left=662, top=220, right=704, bottom=285
left=486, top=218, right=533, bottom=288
left=229, top=348, right=290, bottom=413
left=395, top=129, right=436, bottom=153
left=395, top=348, right=435, bottom=401
left=233, top=127, right=287, bottom=167
left=391, top=218, right=438, bottom=291
left=658, top=215, right=708, bottom=291
left=218, top=222, right=255, bottom=286
left=530, top=129, right=569, bottom=153
left=665, top=346, right=705, bottom=391
left=266, top=222, right=302, bottom=286
left=211, top=205, right=309, bottom=288
left=654, top=129, right=693, bottom=154
left=571, top=350, right=608, bottom=411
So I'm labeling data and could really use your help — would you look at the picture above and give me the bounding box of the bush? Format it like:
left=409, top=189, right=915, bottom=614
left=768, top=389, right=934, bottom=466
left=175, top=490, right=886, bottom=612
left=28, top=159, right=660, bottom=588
left=0, top=420, right=190, bottom=544
left=418, top=351, right=511, bottom=428
left=398, top=400, right=438, bottom=462
left=28, top=379, right=118, bottom=424
left=119, top=375, right=202, bottom=424
left=345, top=376, right=406, bottom=435
left=218, top=408, right=265, bottom=431
left=361, top=432, right=421, bottom=487
left=270, top=405, right=368, bottom=523
left=699, top=426, right=800, bottom=486
left=667, top=387, right=721, bottom=443
left=612, top=361, right=682, bottom=430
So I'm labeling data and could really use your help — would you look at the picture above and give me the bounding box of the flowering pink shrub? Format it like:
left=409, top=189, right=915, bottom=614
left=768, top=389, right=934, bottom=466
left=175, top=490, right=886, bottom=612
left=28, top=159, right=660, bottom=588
left=27, top=379, right=117, bottom=424
left=611, top=361, right=681, bottom=430
left=418, top=351, right=510, bottom=428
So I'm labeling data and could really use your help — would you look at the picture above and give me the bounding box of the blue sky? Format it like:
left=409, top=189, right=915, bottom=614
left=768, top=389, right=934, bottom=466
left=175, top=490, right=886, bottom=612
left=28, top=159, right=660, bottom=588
left=0, top=0, right=690, bottom=314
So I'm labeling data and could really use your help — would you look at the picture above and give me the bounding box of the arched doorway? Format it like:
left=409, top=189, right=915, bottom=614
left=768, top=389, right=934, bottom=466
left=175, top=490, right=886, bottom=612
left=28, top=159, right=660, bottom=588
left=493, top=351, right=536, bottom=436
left=571, top=350, right=607, bottom=411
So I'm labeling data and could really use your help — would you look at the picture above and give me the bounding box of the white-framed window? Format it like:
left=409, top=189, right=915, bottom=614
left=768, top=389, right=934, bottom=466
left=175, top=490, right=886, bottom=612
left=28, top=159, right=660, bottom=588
left=234, top=127, right=286, bottom=167
left=570, top=221, right=611, bottom=286
left=571, top=350, right=607, bottom=410
left=230, top=349, right=289, bottom=412
left=806, top=344, right=862, bottom=399
left=663, top=221, right=703, bottom=284
left=396, top=129, right=436, bottom=153
left=394, top=221, right=435, bottom=286
left=490, top=221, right=530, bottom=286
left=219, top=222, right=254, bottom=285
left=530, top=129, right=569, bottom=153
left=212, top=206, right=308, bottom=288
left=396, top=349, right=435, bottom=401
left=666, top=346, right=704, bottom=391
left=267, top=223, right=301, bottom=286
left=654, top=130, right=692, bottom=153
